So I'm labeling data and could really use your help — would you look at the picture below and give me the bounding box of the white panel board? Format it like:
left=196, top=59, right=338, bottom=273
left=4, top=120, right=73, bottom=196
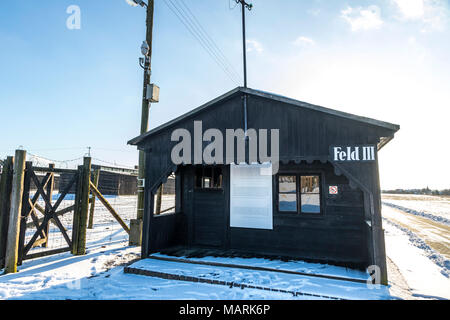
left=230, top=163, right=273, bottom=230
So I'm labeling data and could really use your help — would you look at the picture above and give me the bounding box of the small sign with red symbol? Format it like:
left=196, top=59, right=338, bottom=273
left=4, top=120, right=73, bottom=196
left=329, top=186, right=338, bottom=195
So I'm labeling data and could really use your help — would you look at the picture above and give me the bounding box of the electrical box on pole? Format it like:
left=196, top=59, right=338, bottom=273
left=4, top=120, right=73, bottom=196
left=146, top=84, right=160, bottom=103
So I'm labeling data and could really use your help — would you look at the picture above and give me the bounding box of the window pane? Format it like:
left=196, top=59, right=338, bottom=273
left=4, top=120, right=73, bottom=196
left=279, top=176, right=296, bottom=193
left=301, top=176, right=320, bottom=194
left=203, top=177, right=211, bottom=188
left=301, top=194, right=320, bottom=213
left=213, top=167, right=223, bottom=188
left=195, top=167, right=202, bottom=188
left=301, top=175, right=320, bottom=213
left=279, top=193, right=297, bottom=212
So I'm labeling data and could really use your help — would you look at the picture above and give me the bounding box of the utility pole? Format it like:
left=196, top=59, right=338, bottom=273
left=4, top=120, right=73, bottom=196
left=235, top=0, right=252, bottom=138
left=127, top=0, right=159, bottom=246
left=138, top=0, right=154, bottom=221
left=236, top=0, right=252, bottom=88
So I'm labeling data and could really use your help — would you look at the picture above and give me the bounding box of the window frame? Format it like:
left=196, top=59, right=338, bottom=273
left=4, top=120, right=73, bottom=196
left=276, top=172, right=323, bottom=216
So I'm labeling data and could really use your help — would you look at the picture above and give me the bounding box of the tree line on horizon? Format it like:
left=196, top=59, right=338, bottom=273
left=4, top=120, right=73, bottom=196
left=382, top=187, right=450, bottom=196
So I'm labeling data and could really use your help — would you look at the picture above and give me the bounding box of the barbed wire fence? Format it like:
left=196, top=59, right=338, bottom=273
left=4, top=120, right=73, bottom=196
left=22, top=151, right=140, bottom=253
left=2, top=149, right=177, bottom=259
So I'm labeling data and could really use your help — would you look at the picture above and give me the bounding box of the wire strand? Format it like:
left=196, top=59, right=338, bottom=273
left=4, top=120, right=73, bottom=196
left=177, top=0, right=242, bottom=82
left=163, top=0, right=241, bottom=85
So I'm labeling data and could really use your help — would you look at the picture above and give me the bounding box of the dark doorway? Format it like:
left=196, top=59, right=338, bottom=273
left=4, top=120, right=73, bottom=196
left=192, top=166, right=226, bottom=247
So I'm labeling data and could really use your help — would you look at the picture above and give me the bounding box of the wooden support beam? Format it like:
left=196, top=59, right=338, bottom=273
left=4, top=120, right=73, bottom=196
left=17, top=162, right=32, bottom=265
left=89, top=181, right=130, bottom=234
left=73, top=157, right=91, bottom=255
left=25, top=201, right=91, bottom=229
left=155, top=184, right=163, bottom=215
left=88, top=169, right=100, bottom=229
left=23, top=247, right=71, bottom=261
left=0, top=156, right=14, bottom=268
left=71, top=166, right=83, bottom=255
left=4, top=150, right=26, bottom=274
left=158, top=206, right=175, bottom=215
left=31, top=238, right=47, bottom=249
left=43, top=164, right=54, bottom=248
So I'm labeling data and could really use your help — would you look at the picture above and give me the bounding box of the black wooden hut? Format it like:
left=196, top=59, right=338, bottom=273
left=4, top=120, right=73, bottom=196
left=128, top=87, right=399, bottom=283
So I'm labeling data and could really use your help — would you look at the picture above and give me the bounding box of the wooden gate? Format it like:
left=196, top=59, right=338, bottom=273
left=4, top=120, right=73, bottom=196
left=17, top=163, right=81, bottom=262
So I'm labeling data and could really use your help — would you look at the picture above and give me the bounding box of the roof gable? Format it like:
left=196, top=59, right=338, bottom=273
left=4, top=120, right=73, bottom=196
left=128, top=87, right=399, bottom=145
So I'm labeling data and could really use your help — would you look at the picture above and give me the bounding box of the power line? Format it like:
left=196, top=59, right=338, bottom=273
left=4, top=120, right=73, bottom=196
left=163, top=0, right=241, bottom=85
left=178, top=0, right=242, bottom=82
left=164, top=0, right=239, bottom=84
left=229, top=0, right=238, bottom=10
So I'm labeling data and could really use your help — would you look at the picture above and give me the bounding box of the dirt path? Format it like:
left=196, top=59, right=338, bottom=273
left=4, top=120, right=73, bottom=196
left=382, top=205, right=450, bottom=260
left=386, top=256, right=418, bottom=300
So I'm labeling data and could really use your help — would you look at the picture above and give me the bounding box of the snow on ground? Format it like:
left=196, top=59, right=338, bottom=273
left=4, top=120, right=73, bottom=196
left=1, top=242, right=388, bottom=300
left=383, top=218, right=450, bottom=299
left=153, top=253, right=369, bottom=280
left=383, top=194, right=450, bottom=223
left=1, top=193, right=448, bottom=300
left=1, top=243, right=304, bottom=300
left=0, top=192, right=390, bottom=300
left=152, top=253, right=368, bottom=281
left=381, top=195, right=450, bottom=300
left=128, top=257, right=390, bottom=300
left=382, top=206, right=450, bottom=265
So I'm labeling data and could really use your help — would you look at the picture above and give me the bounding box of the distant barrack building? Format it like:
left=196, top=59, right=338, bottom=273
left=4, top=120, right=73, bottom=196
left=59, top=164, right=139, bottom=196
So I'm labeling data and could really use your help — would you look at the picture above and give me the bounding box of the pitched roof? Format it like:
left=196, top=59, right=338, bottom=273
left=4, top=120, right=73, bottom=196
left=128, top=87, right=400, bottom=145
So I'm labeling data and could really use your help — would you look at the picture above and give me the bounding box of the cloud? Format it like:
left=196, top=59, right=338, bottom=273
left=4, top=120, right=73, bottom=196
left=292, top=36, right=316, bottom=47
left=246, top=39, right=263, bottom=53
left=341, top=5, right=384, bottom=31
left=393, top=0, right=425, bottom=19
left=392, top=0, right=449, bottom=31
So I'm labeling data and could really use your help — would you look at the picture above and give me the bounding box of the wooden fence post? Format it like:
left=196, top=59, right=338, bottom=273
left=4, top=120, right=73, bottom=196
left=0, top=156, right=14, bottom=269
left=17, top=161, right=32, bottom=266
left=73, top=157, right=91, bottom=255
left=88, top=169, right=100, bottom=229
left=43, top=163, right=54, bottom=248
left=4, top=150, right=26, bottom=274
left=71, top=166, right=83, bottom=255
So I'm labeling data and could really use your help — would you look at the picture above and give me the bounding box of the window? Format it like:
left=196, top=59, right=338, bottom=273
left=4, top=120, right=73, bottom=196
left=153, top=172, right=176, bottom=216
left=195, top=166, right=223, bottom=189
left=278, top=174, right=321, bottom=214
left=278, top=176, right=297, bottom=212
left=300, top=176, right=321, bottom=214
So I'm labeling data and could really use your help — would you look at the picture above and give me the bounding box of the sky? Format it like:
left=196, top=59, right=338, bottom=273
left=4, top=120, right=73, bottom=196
left=0, top=0, right=449, bottom=190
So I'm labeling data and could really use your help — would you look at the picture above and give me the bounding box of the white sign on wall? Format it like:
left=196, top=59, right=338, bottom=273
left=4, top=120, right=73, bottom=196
left=331, top=145, right=376, bottom=162
left=230, top=163, right=273, bottom=230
